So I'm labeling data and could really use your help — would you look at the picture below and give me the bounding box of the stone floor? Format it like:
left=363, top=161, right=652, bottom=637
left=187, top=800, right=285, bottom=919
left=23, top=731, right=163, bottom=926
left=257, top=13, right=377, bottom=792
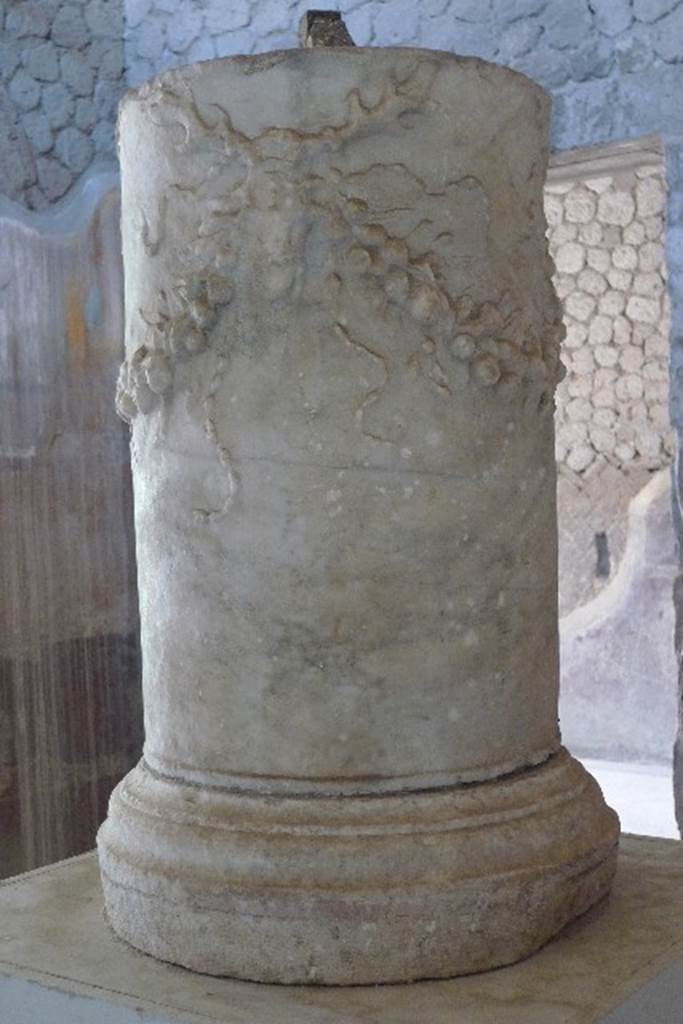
left=0, top=836, right=682, bottom=1022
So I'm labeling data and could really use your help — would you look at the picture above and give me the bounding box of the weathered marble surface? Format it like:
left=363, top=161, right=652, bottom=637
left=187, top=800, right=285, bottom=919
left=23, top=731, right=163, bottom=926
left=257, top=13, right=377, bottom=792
left=98, top=48, right=616, bottom=983
left=3, top=838, right=683, bottom=1023
left=115, top=50, right=566, bottom=791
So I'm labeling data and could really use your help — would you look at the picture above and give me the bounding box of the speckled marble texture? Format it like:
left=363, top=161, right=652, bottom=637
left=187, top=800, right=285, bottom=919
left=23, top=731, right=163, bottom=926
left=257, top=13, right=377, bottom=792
left=1, top=837, right=682, bottom=1023
left=97, top=46, right=615, bottom=983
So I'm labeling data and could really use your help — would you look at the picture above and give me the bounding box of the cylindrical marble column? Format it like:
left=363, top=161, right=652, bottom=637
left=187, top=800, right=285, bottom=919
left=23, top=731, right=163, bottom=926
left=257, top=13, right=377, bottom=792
left=98, top=47, right=619, bottom=984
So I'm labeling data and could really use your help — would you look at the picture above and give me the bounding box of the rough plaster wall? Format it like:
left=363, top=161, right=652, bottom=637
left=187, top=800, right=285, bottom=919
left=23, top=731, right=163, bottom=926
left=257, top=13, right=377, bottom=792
left=557, top=461, right=652, bottom=615
left=0, top=0, right=123, bottom=209
left=559, top=470, right=677, bottom=764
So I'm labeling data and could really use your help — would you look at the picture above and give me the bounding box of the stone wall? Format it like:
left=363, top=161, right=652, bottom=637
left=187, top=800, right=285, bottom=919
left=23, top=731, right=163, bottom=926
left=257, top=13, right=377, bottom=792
left=549, top=147, right=672, bottom=479
left=122, top=0, right=683, bottom=105
left=545, top=139, right=674, bottom=617
left=0, top=0, right=123, bottom=208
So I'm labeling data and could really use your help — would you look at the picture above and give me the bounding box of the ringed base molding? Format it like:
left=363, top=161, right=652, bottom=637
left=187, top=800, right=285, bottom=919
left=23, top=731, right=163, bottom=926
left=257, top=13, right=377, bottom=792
left=97, top=749, right=619, bottom=985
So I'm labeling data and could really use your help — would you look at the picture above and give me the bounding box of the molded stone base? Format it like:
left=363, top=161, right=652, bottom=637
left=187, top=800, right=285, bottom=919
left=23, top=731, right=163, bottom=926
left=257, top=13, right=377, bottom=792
left=97, top=749, right=619, bottom=985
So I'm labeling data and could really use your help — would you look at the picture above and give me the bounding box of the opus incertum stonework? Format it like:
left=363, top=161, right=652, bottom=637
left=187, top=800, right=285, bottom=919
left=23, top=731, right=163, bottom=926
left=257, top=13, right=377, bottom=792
left=97, top=40, right=619, bottom=984
left=550, top=157, right=672, bottom=479
left=545, top=143, right=674, bottom=618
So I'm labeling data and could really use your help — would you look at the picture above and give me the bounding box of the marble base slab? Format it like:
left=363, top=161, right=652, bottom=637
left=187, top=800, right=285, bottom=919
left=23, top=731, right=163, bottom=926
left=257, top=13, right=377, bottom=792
left=1, top=836, right=682, bottom=1023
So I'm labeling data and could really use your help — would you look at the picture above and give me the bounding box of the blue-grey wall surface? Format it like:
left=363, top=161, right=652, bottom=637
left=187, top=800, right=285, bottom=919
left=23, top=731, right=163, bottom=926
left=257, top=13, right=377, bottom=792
left=0, top=0, right=124, bottom=208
